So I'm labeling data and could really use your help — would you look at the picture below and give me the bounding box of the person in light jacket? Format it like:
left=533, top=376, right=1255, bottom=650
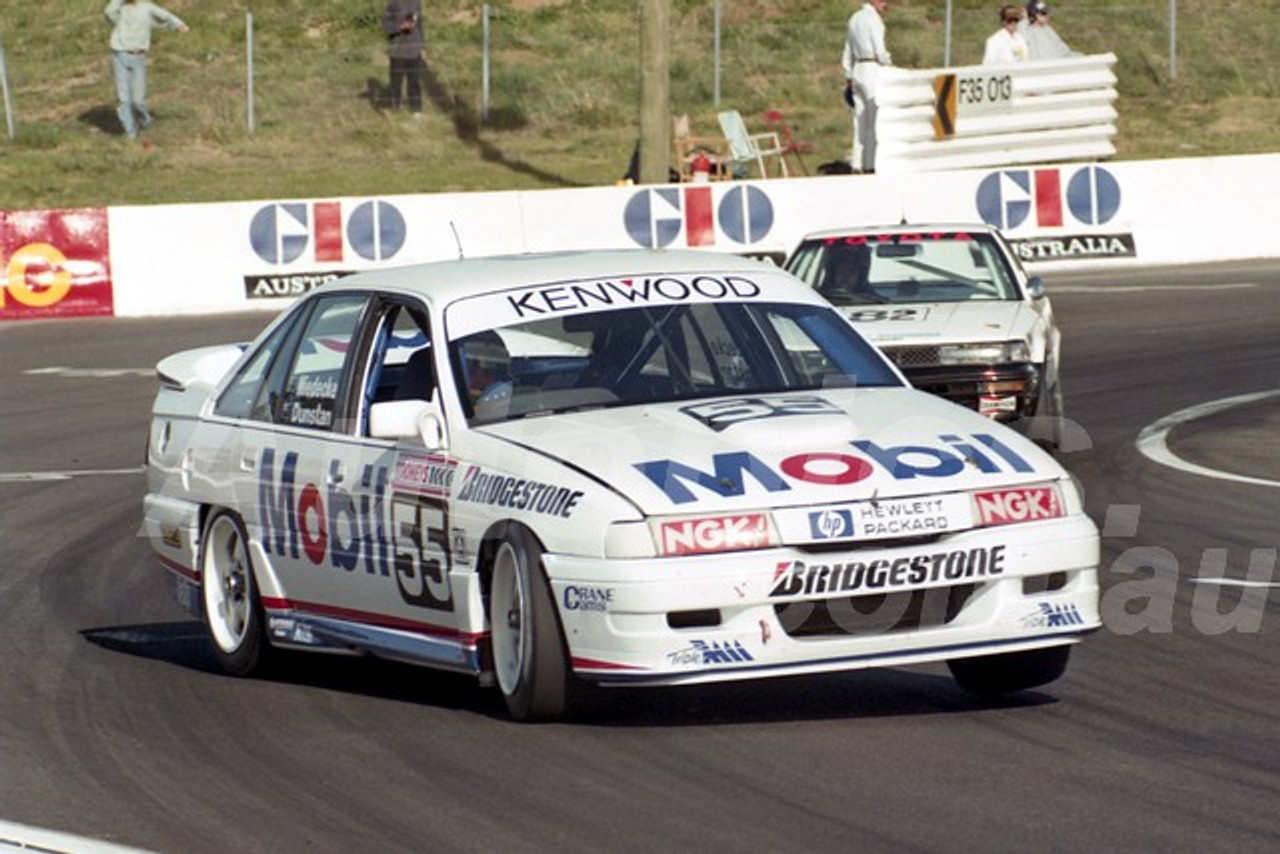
left=103, top=0, right=189, bottom=141
left=1021, top=2, right=1081, bottom=60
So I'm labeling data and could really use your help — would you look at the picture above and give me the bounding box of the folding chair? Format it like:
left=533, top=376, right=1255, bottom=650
left=672, top=114, right=730, bottom=182
left=716, top=110, right=789, bottom=179
left=763, top=109, right=814, bottom=176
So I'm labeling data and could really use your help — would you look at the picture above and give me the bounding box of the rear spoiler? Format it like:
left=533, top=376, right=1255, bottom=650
left=155, top=344, right=248, bottom=392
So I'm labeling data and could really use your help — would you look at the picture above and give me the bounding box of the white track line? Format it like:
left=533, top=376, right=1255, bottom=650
left=0, top=819, right=156, bottom=854
left=1053, top=283, right=1257, bottom=294
left=0, top=467, right=145, bottom=483
left=23, top=367, right=153, bottom=378
left=1134, top=390, right=1280, bottom=490
left=1189, top=577, right=1280, bottom=589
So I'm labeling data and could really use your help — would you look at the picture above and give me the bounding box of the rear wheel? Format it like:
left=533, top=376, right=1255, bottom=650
left=200, top=510, right=269, bottom=676
left=489, top=525, right=572, bottom=722
left=948, top=645, right=1071, bottom=696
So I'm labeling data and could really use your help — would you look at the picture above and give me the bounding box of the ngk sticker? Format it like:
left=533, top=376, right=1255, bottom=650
left=655, top=513, right=773, bottom=556
left=974, top=486, right=1063, bottom=526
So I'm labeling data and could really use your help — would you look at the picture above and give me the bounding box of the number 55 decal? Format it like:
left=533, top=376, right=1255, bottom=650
left=392, top=494, right=454, bottom=611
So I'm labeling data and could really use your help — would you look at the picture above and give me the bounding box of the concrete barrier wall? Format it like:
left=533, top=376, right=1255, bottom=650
left=1, top=152, right=1277, bottom=321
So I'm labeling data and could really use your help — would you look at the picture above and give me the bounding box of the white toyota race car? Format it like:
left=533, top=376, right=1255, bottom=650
left=143, top=250, right=1099, bottom=721
left=784, top=225, right=1064, bottom=446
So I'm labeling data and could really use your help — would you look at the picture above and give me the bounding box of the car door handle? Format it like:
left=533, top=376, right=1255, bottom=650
left=239, top=451, right=257, bottom=472
left=328, top=461, right=346, bottom=485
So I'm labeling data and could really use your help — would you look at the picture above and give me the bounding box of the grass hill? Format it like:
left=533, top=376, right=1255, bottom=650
left=1, top=0, right=1276, bottom=209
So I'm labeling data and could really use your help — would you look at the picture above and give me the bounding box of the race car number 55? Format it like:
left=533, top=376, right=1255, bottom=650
left=392, top=495, right=454, bottom=611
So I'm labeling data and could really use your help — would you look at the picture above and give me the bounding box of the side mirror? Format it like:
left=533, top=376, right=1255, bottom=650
left=369, top=399, right=447, bottom=451
left=1026, top=276, right=1047, bottom=301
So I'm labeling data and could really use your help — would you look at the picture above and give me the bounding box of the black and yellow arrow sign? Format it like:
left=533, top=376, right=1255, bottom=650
left=933, top=73, right=957, bottom=139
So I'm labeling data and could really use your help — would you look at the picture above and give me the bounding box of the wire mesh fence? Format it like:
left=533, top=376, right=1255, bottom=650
left=2, top=2, right=1273, bottom=134
left=0, top=1, right=1274, bottom=201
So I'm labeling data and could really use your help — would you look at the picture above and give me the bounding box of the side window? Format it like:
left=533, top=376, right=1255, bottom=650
left=273, top=295, right=368, bottom=432
left=360, top=302, right=434, bottom=434
left=213, top=311, right=302, bottom=420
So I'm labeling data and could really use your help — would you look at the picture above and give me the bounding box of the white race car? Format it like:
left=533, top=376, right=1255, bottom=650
left=784, top=225, right=1064, bottom=447
left=143, top=249, right=1099, bottom=721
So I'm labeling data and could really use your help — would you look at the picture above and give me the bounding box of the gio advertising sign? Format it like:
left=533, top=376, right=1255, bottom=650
left=245, top=199, right=407, bottom=299
left=1, top=209, right=114, bottom=321
left=976, top=165, right=1136, bottom=262
left=618, top=168, right=1132, bottom=264
left=624, top=185, right=778, bottom=258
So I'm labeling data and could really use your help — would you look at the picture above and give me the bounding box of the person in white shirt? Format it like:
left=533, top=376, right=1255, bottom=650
left=983, top=5, right=1029, bottom=66
left=840, top=0, right=892, bottom=173
left=1021, top=2, right=1081, bottom=60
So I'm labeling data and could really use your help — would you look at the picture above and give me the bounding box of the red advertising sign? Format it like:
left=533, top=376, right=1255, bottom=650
left=1, top=208, right=114, bottom=321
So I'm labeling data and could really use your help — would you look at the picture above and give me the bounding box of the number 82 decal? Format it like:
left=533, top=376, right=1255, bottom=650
left=845, top=308, right=928, bottom=323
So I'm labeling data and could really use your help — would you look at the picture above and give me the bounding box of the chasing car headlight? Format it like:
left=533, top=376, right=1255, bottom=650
left=936, top=341, right=1030, bottom=366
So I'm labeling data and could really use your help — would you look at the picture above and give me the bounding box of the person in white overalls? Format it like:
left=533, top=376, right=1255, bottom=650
left=841, top=0, right=892, bottom=174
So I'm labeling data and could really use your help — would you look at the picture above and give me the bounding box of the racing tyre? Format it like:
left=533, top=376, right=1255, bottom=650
left=200, top=510, right=270, bottom=677
left=489, top=525, right=573, bottom=722
left=1038, top=376, right=1067, bottom=455
left=947, top=645, right=1071, bottom=696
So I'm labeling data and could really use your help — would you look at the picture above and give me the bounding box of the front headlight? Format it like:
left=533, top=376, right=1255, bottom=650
left=604, top=521, right=656, bottom=559
left=936, top=341, right=1030, bottom=365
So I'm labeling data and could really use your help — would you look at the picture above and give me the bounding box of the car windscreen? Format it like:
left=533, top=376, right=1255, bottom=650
left=785, top=231, right=1022, bottom=306
left=447, top=301, right=903, bottom=425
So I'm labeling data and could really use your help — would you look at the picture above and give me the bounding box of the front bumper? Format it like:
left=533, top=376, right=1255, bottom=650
left=893, top=361, right=1042, bottom=421
left=546, top=516, right=1099, bottom=686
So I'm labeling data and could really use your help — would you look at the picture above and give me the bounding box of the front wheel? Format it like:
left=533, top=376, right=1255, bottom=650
left=947, top=645, right=1071, bottom=696
left=200, top=510, right=270, bottom=676
left=488, top=525, right=573, bottom=722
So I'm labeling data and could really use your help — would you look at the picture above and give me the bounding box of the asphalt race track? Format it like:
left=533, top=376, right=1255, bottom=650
left=2, top=261, right=1278, bottom=853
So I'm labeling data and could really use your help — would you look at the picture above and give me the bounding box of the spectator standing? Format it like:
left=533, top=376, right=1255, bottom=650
left=840, top=0, right=892, bottom=174
left=103, top=0, right=189, bottom=141
left=1021, top=2, right=1081, bottom=60
left=383, top=0, right=425, bottom=116
left=983, top=5, right=1029, bottom=65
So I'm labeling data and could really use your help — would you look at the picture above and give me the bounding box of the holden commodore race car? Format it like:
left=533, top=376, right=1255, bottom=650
left=784, top=225, right=1064, bottom=447
left=143, top=249, right=1099, bottom=722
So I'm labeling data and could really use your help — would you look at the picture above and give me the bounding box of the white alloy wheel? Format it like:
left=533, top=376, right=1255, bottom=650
left=200, top=511, right=267, bottom=676
left=490, top=540, right=529, bottom=699
left=487, top=525, right=572, bottom=722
